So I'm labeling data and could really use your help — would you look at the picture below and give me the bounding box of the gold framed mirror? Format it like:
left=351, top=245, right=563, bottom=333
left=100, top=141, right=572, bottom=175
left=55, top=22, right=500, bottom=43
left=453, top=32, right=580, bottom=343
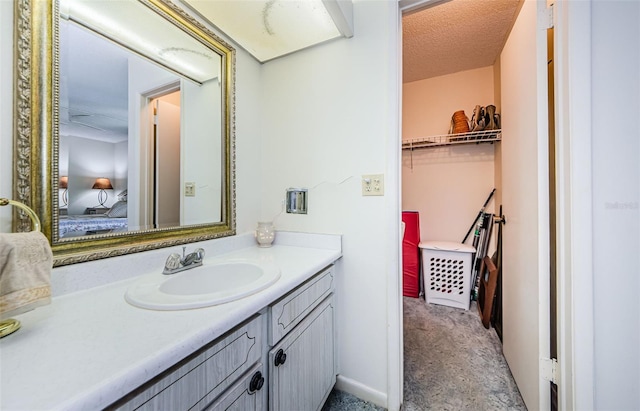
left=13, top=0, right=236, bottom=266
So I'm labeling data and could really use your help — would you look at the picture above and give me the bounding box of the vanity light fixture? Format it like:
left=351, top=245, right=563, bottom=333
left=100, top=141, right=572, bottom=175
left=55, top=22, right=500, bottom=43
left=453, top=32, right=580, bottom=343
left=59, top=176, right=68, bottom=207
left=92, top=177, right=113, bottom=208
left=60, top=0, right=220, bottom=84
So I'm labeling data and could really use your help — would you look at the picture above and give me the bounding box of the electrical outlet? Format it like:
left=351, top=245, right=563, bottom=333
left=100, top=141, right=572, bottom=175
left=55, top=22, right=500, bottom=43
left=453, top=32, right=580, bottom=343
left=185, top=182, right=196, bottom=197
left=362, top=174, right=384, bottom=196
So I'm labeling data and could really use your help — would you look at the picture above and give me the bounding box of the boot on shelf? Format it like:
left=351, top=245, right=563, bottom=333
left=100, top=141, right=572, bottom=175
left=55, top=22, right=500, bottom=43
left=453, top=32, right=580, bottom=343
left=470, top=105, right=486, bottom=132
left=484, top=105, right=500, bottom=130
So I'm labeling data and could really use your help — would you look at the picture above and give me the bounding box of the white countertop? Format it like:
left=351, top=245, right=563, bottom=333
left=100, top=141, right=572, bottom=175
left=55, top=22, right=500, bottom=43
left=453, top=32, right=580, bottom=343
left=0, top=233, right=341, bottom=411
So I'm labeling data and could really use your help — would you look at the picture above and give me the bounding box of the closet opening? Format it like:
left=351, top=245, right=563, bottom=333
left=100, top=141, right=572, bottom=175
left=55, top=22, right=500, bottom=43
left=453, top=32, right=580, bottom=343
left=399, top=1, right=555, bottom=410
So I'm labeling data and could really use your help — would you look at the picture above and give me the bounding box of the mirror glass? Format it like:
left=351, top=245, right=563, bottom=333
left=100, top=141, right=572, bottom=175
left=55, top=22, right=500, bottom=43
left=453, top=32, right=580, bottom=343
left=14, top=0, right=236, bottom=265
left=59, top=0, right=223, bottom=237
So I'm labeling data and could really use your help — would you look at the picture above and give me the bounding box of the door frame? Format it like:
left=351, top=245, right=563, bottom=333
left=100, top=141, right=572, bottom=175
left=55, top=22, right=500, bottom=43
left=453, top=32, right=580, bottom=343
left=138, top=81, right=180, bottom=227
left=552, top=1, right=594, bottom=409
left=386, top=2, right=403, bottom=411
left=393, top=1, right=595, bottom=410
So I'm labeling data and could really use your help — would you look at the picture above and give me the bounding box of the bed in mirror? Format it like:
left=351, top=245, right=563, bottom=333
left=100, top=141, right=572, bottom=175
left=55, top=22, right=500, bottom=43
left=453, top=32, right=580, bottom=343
left=13, top=0, right=236, bottom=266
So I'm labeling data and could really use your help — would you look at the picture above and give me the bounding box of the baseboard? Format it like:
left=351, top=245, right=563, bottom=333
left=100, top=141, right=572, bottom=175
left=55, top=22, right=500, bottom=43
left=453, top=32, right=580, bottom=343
left=335, top=375, right=387, bottom=409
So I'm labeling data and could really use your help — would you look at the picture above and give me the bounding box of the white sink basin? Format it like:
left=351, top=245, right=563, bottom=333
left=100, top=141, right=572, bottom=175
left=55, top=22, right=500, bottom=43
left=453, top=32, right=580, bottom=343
left=125, top=260, right=281, bottom=310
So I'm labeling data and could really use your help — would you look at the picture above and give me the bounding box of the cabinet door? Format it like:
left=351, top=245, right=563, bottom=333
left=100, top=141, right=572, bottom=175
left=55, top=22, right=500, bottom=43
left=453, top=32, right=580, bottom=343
left=204, top=363, right=266, bottom=411
left=269, top=296, right=335, bottom=411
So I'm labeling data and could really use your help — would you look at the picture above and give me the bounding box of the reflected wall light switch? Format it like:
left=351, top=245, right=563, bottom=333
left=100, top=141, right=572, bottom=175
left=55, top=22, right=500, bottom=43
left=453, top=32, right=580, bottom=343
left=286, top=188, right=308, bottom=214
left=185, top=182, right=196, bottom=197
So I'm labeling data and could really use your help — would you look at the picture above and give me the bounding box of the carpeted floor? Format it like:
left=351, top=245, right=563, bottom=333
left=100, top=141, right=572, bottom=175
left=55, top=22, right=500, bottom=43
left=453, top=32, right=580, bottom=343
left=323, top=297, right=526, bottom=411
left=322, top=390, right=386, bottom=411
left=403, top=296, right=526, bottom=411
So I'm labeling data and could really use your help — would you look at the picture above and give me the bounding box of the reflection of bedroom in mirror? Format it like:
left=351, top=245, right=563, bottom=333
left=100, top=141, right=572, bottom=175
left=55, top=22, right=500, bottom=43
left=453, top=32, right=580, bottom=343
left=15, top=0, right=235, bottom=265
left=59, top=19, right=133, bottom=237
left=58, top=2, right=223, bottom=239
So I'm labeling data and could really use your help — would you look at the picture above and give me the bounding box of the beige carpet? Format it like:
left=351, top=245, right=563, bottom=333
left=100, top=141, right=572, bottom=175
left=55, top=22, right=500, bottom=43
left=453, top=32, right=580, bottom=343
left=323, top=297, right=525, bottom=410
left=403, top=296, right=526, bottom=410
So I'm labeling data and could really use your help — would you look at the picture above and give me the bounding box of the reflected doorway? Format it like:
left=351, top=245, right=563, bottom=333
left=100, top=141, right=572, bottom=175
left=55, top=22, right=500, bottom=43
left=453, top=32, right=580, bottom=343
left=142, top=84, right=182, bottom=229
left=153, top=93, right=181, bottom=228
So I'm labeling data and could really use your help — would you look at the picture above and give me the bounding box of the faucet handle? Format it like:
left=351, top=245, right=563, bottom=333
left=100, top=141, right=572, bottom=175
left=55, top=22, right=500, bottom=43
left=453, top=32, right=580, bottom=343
left=182, top=247, right=204, bottom=266
left=164, top=253, right=181, bottom=272
left=193, top=248, right=205, bottom=263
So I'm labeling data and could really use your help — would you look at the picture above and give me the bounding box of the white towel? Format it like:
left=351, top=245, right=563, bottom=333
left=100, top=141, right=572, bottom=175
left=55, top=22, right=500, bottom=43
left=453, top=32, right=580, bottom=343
left=0, top=231, right=53, bottom=319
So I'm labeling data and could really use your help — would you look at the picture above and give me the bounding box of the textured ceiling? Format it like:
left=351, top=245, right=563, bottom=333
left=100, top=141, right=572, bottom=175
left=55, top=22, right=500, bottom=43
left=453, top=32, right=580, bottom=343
left=403, top=0, right=522, bottom=83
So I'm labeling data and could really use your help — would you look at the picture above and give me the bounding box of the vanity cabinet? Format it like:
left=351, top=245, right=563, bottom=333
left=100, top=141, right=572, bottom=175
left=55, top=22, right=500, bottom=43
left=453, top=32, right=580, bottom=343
left=109, top=314, right=266, bottom=411
left=268, top=266, right=336, bottom=411
left=109, top=265, right=335, bottom=411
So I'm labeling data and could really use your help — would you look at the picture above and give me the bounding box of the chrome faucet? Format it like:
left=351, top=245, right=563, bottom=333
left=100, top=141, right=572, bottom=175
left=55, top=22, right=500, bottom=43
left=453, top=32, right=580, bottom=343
left=163, top=246, right=205, bottom=275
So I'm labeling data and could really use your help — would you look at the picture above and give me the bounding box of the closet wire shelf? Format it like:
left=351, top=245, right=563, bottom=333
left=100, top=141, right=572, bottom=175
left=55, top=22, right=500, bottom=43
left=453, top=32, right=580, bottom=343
left=402, top=129, right=501, bottom=150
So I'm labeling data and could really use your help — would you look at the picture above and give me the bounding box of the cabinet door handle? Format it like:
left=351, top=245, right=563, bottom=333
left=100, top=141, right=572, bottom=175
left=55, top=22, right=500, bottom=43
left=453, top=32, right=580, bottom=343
left=249, top=371, right=264, bottom=393
left=274, top=349, right=287, bottom=366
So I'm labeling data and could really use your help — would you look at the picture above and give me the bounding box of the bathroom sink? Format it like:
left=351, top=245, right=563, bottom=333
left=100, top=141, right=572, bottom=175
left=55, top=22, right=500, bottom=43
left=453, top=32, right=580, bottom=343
left=125, top=260, right=281, bottom=310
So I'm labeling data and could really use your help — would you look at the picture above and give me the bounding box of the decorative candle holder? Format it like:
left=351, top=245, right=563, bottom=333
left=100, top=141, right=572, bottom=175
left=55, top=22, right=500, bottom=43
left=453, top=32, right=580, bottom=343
left=255, top=221, right=275, bottom=247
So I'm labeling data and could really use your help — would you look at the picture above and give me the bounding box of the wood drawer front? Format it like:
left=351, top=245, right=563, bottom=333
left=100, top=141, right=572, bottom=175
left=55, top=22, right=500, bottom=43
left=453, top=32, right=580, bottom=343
left=202, top=362, right=266, bottom=411
left=269, top=265, right=334, bottom=346
left=112, top=315, right=263, bottom=411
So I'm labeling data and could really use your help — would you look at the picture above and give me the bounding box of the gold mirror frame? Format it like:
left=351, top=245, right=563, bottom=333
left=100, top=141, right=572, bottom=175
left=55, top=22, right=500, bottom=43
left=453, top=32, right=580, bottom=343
left=13, top=0, right=236, bottom=266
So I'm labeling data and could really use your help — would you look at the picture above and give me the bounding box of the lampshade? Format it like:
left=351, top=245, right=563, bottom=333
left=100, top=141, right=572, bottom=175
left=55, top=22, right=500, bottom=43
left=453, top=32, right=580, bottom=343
left=92, top=177, right=113, bottom=190
left=59, top=176, right=69, bottom=207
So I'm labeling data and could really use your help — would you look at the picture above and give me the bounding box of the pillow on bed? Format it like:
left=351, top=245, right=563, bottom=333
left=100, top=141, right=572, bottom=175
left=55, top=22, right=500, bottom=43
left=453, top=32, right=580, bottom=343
left=117, top=189, right=127, bottom=202
left=106, top=201, right=127, bottom=218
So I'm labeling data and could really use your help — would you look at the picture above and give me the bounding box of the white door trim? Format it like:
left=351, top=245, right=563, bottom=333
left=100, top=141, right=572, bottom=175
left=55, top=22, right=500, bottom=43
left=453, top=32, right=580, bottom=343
left=553, top=1, right=594, bottom=409
left=387, top=2, right=403, bottom=410
left=536, top=3, right=552, bottom=408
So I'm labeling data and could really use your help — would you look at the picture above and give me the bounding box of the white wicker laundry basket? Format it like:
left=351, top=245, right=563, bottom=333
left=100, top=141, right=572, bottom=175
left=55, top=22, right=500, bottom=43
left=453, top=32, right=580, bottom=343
left=419, top=241, right=476, bottom=310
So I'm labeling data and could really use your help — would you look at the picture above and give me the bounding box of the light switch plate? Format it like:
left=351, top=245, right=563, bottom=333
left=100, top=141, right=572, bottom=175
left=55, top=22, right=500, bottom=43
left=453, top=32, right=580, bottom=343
left=362, top=174, right=384, bottom=196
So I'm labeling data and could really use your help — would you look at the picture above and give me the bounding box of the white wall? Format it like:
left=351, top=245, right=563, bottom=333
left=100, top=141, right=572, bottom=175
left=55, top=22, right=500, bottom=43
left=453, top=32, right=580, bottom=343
left=182, top=78, right=222, bottom=225
left=402, top=67, right=496, bottom=243
left=114, top=140, right=128, bottom=196
left=591, top=1, right=640, bottom=409
left=233, top=52, right=263, bottom=235
left=258, top=0, right=399, bottom=407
